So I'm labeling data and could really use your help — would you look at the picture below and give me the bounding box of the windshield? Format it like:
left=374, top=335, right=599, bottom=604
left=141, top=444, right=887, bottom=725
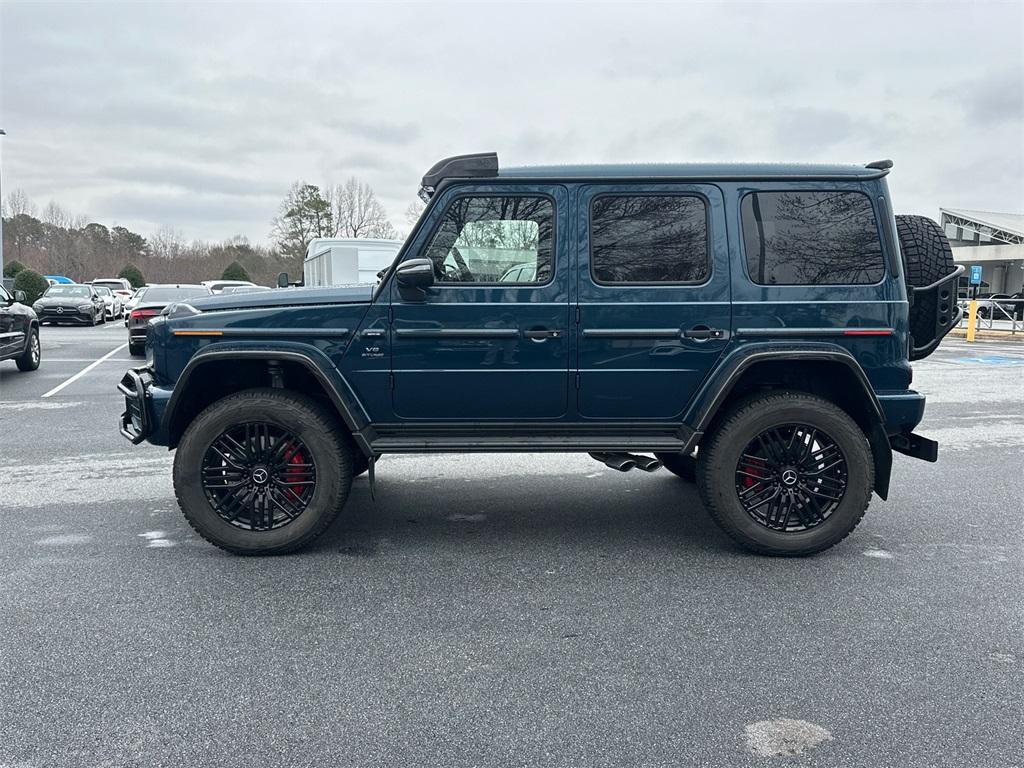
left=43, top=285, right=92, bottom=299
left=142, top=286, right=210, bottom=302
left=92, top=281, right=123, bottom=289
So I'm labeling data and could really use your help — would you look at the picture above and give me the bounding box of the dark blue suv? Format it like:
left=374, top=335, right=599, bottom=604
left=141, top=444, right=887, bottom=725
left=119, top=153, right=961, bottom=556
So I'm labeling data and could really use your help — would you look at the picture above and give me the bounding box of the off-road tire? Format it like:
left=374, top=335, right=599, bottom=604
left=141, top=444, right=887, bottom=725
left=698, top=391, right=873, bottom=556
left=656, top=451, right=697, bottom=482
left=895, top=214, right=956, bottom=289
left=15, top=327, right=40, bottom=372
left=128, top=341, right=145, bottom=357
left=173, top=388, right=354, bottom=555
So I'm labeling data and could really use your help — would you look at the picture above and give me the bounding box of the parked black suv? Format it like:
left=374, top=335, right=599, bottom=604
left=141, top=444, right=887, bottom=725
left=0, top=284, right=41, bottom=372
left=120, top=154, right=960, bottom=557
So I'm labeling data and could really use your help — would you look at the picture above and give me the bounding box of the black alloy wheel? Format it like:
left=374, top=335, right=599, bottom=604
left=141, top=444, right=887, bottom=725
left=174, top=388, right=354, bottom=555
left=735, top=424, right=847, bottom=532
left=201, top=422, right=317, bottom=531
left=697, top=390, right=873, bottom=556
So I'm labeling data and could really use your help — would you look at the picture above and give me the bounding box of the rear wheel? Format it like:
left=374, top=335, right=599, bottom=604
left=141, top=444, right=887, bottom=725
left=655, top=451, right=697, bottom=482
left=128, top=340, right=145, bottom=357
left=15, top=328, right=40, bottom=372
left=698, top=391, right=873, bottom=556
left=173, top=389, right=354, bottom=555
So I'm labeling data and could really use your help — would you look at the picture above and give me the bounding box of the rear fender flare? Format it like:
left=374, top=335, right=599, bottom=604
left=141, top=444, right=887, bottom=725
left=684, top=343, right=892, bottom=499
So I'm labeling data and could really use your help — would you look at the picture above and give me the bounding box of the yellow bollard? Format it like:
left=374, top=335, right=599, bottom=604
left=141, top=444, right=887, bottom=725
left=966, top=299, right=978, bottom=342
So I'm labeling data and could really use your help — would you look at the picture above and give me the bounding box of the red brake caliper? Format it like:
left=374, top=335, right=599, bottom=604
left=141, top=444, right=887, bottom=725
left=283, top=447, right=308, bottom=502
left=743, top=456, right=767, bottom=488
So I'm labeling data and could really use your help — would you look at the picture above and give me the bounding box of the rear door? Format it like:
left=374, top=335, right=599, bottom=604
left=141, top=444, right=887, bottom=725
left=390, top=184, right=570, bottom=420
left=576, top=184, right=732, bottom=419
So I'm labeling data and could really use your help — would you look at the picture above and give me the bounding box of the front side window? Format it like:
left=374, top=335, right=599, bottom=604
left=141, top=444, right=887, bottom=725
left=424, top=196, right=554, bottom=284
left=741, top=191, right=885, bottom=285
left=590, top=195, right=709, bottom=283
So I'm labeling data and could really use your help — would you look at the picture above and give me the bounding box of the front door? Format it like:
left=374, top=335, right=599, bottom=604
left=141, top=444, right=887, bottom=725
left=576, top=184, right=732, bottom=419
left=390, top=184, right=570, bottom=420
left=0, top=286, right=23, bottom=358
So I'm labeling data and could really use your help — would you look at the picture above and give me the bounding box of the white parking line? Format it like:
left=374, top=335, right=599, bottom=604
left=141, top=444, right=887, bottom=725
left=41, top=343, right=128, bottom=398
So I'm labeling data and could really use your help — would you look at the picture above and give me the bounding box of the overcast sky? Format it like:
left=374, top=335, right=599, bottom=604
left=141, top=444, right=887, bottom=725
left=1, top=1, right=1021, bottom=244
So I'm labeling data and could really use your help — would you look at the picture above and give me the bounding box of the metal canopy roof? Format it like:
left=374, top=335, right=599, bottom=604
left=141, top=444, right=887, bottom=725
left=940, top=208, right=1024, bottom=245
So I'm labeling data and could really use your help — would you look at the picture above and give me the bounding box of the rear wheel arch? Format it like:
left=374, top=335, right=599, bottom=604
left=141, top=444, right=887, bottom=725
left=689, top=352, right=892, bottom=499
left=164, top=351, right=370, bottom=456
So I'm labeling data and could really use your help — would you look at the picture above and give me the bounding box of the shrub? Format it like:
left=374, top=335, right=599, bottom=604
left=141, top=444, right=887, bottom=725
left=12, top=269, right=49, bottom=304
left=118, top=262, right=145, bottom=288
left=2, top=259, right=26, bottom=279
left=221, top=261, right=251, bottom=282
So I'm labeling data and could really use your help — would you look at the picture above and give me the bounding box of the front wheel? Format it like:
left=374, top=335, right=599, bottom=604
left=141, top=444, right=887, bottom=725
left=15, top=328, right=41, bottom=371
left=173, top=389, right=354, bottom=555
left=698, top=391, right=873, bottom=556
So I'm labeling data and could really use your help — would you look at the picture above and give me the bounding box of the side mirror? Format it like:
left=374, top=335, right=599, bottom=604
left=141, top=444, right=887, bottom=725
left=395, top=258, right=435, bottom=296
left=14, top=290, right=26, bottom=303
left=276, top=272, right=289, bottom=289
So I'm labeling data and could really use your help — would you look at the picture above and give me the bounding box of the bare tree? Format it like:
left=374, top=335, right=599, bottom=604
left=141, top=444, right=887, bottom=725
left=5, top=189, right=36, bottom=218
left=151, top=226, right=187, bottom=259
left=332, top=177, right=398, bottom=239
left=404, top=199, right=426, bottom=226
left=41, top=201, right=72, bottom=229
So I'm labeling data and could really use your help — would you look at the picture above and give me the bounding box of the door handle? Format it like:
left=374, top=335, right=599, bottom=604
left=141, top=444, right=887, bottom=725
left=682, top=326, right=726, bottom=341
left=523, top=329, right=562, bottom=340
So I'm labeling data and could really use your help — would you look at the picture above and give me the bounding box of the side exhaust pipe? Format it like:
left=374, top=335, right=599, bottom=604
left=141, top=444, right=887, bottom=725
left=590, top=451, right=636, bottom=472
left=589, top=452, right=662, bottom=473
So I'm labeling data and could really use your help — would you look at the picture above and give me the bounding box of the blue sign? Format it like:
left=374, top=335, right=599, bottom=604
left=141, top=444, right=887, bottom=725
left=970, top=265, right=983, bottom=285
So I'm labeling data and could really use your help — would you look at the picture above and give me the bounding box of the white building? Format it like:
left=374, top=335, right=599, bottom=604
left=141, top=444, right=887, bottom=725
left=940, top=208, right=1024, bottom=295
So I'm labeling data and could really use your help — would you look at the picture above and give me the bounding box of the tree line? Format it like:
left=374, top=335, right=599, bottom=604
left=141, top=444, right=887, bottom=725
left=2, top=177, right=412, bottom=291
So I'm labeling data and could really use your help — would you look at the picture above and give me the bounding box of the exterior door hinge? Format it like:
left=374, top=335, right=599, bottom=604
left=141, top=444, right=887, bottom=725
left=575, top=372, right=580, bottom=389
left=389, top=372, right=395, bottom=390
left=575, top=305, right=581, bottom=324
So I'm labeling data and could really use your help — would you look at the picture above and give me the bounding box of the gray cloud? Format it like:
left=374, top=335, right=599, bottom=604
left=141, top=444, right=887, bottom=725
left=1, top=1, right=1021, bottom=244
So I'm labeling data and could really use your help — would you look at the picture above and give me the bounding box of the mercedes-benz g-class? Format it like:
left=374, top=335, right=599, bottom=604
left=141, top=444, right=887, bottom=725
left=119, top=153, right=961, bottom=556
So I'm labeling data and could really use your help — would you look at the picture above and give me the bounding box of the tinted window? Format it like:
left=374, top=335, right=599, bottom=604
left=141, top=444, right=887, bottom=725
left=424, top=196, right=553, bottom=284
left=591, top=195, right=708, bottom=283
left=143, top=286, right=210, bottom=301
left=741, top=191, right=885, bottom=285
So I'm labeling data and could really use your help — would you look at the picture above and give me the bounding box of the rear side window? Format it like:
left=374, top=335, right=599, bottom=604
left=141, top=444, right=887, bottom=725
left=741, top=191, right=885, bottom=285
left=591, top=195, right=708, bottom=284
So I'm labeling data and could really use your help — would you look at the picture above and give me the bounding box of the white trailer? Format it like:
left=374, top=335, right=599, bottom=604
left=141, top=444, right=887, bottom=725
left=303, top=238, right=404, bottom=287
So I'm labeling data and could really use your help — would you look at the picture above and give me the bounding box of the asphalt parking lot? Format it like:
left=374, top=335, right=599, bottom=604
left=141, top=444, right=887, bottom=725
left=1, top=324, right=1021, bottom=767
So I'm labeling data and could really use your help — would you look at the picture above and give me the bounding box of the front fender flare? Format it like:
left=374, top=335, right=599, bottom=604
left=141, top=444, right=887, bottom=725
left=161, top=342, right=373, bottom=455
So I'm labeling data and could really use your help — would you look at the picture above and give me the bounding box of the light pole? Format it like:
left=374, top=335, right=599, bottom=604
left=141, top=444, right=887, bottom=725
left=0, top=128, right=6, bottom=280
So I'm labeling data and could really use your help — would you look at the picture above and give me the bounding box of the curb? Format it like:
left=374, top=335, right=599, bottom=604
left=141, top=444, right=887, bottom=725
left=948, top=329, right=1024, bottom=343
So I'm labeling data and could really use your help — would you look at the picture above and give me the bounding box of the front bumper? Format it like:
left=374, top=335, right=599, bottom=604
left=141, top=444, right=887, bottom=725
left=38, top=308, right=93, bottom=324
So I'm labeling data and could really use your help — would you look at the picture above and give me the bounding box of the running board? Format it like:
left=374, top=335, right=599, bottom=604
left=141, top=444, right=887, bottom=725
left=367, top=431, right=698, bottom=454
